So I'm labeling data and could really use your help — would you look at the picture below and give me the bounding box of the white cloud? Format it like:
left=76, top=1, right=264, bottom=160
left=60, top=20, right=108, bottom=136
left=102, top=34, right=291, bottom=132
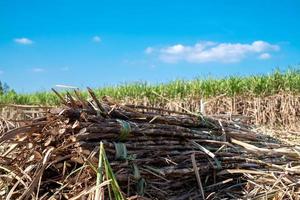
left=92, top=36, right=101, bottom=43
left=0, top=70, right=3, bottom=75
left=258, top=53, right=271, bottom=60
left=162, top=44, right=186, bottom=54
left=32, top=68, right=45, bottom=72
left=14, top=38, right=33, bottom=45
left=145, top=47, right=154, bottom=54
left=148, top=40, right=279, bottom=63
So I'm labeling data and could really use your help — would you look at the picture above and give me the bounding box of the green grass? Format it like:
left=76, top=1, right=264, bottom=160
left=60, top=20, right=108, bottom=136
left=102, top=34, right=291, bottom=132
left=1, top=69, right=300, bottom=105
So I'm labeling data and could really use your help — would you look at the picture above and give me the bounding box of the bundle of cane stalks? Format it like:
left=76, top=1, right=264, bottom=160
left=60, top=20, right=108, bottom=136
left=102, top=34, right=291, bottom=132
left=0, top=88, right=299, bottom=200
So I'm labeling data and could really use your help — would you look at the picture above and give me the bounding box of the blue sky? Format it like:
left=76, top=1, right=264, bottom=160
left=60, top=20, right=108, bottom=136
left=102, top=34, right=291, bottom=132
left=0, top=0, right=299, bottom=92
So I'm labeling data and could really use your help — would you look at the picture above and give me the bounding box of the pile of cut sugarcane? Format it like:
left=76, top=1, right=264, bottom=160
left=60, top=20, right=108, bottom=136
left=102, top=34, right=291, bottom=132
left=0, top=88, right=300, bottom=200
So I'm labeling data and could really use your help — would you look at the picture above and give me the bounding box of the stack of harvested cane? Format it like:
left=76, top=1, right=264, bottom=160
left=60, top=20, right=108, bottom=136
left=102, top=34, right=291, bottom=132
left=0, top=88, right=300, bottom=199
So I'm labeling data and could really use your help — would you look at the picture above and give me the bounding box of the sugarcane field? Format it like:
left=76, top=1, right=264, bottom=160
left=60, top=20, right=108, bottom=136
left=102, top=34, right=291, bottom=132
left=1, top=71, right=300, bottom=199
left=1, top=1, right=300, bottom=199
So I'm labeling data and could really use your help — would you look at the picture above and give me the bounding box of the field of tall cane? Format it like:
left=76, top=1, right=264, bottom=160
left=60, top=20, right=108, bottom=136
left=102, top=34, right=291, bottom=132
left=0, top=69, right=300, bottom=105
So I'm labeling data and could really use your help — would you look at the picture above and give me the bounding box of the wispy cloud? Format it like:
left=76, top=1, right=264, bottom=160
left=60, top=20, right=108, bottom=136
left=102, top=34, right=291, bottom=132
left=92, top=36, right=101, bottom=43
left=145, top=47, right=154, bottom=54
left=14, top=37, right=33, bottom=45
left=258, top=53, right=271, bottom=60
left=0, top=70, right=4, bottom=75
left=146, top=40, right=279, bottom=63
left=55, top=84, right=78, bottom=89
left=32, top=68, right=45, bottom=72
